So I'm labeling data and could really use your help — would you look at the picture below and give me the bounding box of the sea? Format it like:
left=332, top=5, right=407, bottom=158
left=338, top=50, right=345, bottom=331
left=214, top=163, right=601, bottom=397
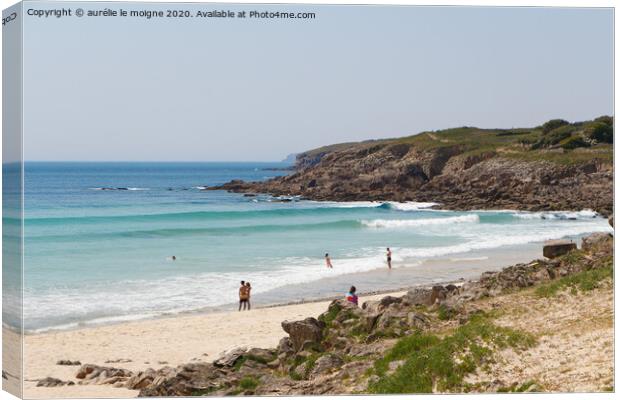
left=14, top=162, right=613, bottom=332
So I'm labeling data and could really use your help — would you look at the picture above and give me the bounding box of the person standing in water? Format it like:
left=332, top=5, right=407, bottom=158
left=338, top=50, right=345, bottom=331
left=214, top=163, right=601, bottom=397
left=386, top=247, right=392, bottom=269
left=325, top=253, right=333, bottom=269
left=245, top=282, right=252, bottom=310
left=239, top=280, right=248, bottom=311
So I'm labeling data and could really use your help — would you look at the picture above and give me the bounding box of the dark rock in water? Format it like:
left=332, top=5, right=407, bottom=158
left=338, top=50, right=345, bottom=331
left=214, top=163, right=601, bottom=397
left=56, top=360, right=81, bottom=366
left=609, top=214, right=614, bottom=228
left=281, top=318, right=324, bottom=352
left=243, top=193, right=257, bottom=197
left=36, top=377, right=75, bottom=387
left=543, top=240, right=577, bottom=259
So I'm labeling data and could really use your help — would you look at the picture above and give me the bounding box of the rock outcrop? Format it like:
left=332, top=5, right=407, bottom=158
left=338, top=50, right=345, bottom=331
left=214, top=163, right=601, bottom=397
left=208, top=120, right=613, bottom=215
left=281, top=318, right=324, bottom=352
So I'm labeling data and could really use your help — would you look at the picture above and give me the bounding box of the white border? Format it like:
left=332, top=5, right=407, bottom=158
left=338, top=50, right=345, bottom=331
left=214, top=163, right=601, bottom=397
left=0, top=1, right=616, bottom=400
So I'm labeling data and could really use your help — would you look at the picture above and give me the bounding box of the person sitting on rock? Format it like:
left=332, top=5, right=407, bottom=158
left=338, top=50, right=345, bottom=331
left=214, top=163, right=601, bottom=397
left=346, top=286, right=358, bottom=306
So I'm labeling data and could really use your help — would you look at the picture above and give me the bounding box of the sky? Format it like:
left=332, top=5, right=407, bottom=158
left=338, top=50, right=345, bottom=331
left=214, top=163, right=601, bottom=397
left=21, top=3, right=613, bottom=161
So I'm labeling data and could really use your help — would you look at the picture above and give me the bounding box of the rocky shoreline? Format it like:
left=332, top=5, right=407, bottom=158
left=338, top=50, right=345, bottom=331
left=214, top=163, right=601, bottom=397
left=207, top=119, right=613, bottom=216
left=37, top=230, right=614, bottom=395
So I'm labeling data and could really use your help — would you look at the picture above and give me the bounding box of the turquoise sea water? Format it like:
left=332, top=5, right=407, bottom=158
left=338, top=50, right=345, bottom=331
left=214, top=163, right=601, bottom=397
left=16, top=162, right=612, bottom=332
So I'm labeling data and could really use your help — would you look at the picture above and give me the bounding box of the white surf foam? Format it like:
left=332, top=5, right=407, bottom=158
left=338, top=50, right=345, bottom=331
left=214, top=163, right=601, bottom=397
left=385, top=201, right=439, bottom=211
left=361, top=214, right=479, bottom=228
left=511, top=209, right=599, bottom=220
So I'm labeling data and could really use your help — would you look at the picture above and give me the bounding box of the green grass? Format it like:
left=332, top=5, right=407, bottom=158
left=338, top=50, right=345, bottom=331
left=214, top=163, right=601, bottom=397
left=367, top=314, right=535, bottom=394
left=318, top=303, right=341, bottom=326
left=437, top=304, right=455, bottom=321
left=297, top=116, right=612, bottom=167
left=534, top=261, right=613, bottom=298
left=238, top=377, right=260, bottom=391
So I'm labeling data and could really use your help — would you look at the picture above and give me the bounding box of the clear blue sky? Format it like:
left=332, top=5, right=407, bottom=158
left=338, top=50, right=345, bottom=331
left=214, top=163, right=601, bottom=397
left=22, top=3, right=613, bottom=161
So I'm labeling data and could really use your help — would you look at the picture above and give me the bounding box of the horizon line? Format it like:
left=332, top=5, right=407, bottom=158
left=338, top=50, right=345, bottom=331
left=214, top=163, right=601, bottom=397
left=19, top=160, right=295, bottom=163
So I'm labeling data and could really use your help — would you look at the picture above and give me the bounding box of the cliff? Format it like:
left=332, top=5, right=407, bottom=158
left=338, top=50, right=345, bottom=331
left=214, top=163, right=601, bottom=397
left=212, top=117, right=613, bottom=215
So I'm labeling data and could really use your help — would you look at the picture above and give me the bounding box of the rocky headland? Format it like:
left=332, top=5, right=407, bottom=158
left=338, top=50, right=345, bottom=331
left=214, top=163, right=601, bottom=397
left=39, top=230, right=614, bottom=395
left=210, top=117, right=613, bottom=215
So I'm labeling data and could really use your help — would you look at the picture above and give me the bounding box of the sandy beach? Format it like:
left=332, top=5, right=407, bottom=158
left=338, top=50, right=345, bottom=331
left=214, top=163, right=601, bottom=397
left=18, top=291, right=405, bottom=398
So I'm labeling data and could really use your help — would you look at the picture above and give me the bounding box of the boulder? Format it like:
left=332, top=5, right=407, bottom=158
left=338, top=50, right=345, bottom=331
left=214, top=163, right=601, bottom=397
left=125, top=368, right=159, bottom=390
left=213, top=347, right=247, bottom=368
left=246, top=347, right=276, bottom=362
left=56, top=360, right=81, bottom=366
left=104, top=358, right=132, bottom=364
left=402, top=288, right=434, bottom=306
left=543, top=239, right=577, bottom=259
left=281, top=318, right=324, bottom=352
left=406, top=312, right=430, bottom=329
left=36, top=377, right=74, bottom=387
left=581, top=232, right=611, bottom=251
left=609, top=214, right=614, bottom=228
left=430, top=285, right=448, bottom=304
left=137, top=363, right=224, bottom=397
left=276, top=337, right=294, bottom=356
left=309, top=354, right=344, bottom=378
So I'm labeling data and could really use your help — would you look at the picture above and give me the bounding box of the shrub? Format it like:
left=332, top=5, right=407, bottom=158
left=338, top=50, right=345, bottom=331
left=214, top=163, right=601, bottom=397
left=531, top=125, right=574, bottom=149
left=541, top=119, right=569, bottom=134
left=560, top=135, right=590, bottom=150
left=594, top=115, right=613, bottom=126
left=586, top=122, right=613, bottom=144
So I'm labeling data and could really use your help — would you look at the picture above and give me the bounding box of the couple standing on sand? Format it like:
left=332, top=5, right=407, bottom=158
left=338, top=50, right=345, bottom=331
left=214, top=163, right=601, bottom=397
left=325, top=248, right=392, bottom=269
left=238, top=281, right=252, bottom=311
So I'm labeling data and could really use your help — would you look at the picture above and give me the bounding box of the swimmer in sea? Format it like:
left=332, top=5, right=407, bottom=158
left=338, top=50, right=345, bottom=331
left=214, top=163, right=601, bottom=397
left=325, top=253, right=333, bottom=269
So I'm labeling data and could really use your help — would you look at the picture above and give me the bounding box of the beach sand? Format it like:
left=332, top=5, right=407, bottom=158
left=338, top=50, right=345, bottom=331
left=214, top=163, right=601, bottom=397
left=19, top=291, right=405, bottom=399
